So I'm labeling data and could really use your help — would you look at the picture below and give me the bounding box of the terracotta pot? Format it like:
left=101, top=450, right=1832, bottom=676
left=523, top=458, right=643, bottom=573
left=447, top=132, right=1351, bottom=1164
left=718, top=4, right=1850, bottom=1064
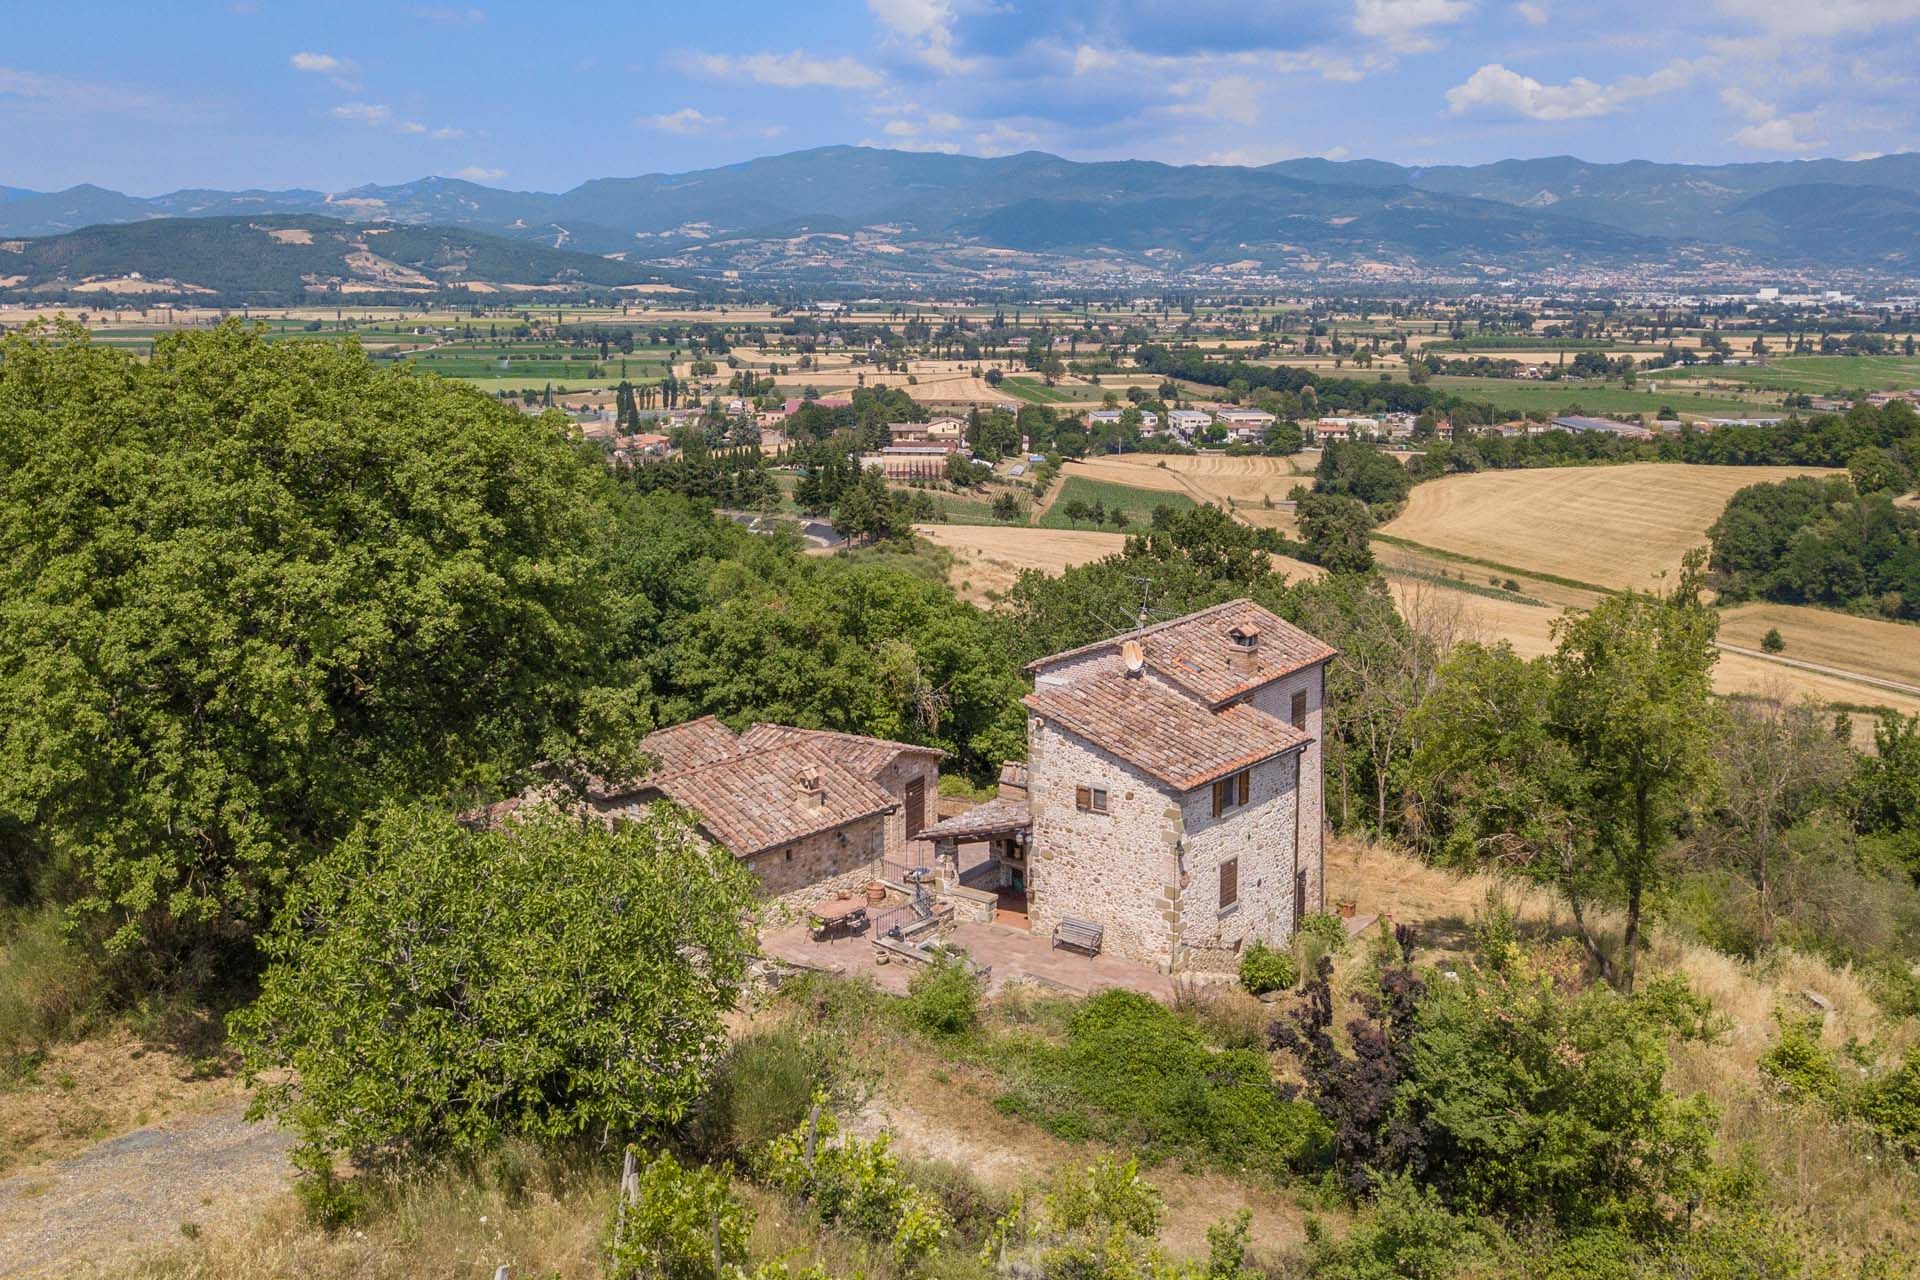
left=866, top=882, right=887, bottom=903
left=1337, top=898, right=1358, bottom=919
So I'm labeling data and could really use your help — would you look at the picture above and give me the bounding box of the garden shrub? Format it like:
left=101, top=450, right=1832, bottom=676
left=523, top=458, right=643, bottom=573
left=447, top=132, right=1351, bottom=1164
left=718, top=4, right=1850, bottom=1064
left=1856, top=1047, right=1920, bottom=1154
left=759, top=1094, right=950, bottom=1272
left=981, top=1156, right=1257, bottom=1279
left=992, top=989, right=1325, bottom=1173
left=692, top=1020, right=842, bottom=1158
left=604, top=1149, right=749, bottom=1280
left=1304, top=1175, right=1505, bottom=1280
left=1239, top=941, right=1298, bottom=995
left=905, top=948, right=982, bottom=1036
left=1757, top=1012, right=1846, bottom=1105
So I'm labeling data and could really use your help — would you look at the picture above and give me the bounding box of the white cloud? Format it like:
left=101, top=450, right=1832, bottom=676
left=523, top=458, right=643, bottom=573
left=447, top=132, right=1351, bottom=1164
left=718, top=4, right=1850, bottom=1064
left=1732, top=117, right=1822, bottom=151
left=329, top=102, right=392, bottom=125
left=450, top=165, right=504, bottom=181
left=431, top=126, right=465, bottom=140
left=1512, top=1, right=1547, bottom=24
left=1714, top=0, right=1920, bottom=40
left=290, top=51, right=343, bottom=73
left=398, top=120, right=427, bottom=134
left=1168, top=75, right=1262, bottom=125
left=640, top=106, right=727, bottom=134
left=692, top=49, right=884, bottom=89
left=1445, top=60, right=1694, bottom=120
left=1719, top=85, right=1773, bottom=122
left=867, top=0, right=975, bottom=73
left=1353, top=0, right=1474, bottom=53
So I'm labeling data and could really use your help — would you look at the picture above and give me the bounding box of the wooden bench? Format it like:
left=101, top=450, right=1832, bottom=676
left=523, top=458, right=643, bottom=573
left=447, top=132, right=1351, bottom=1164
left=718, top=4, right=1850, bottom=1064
left=1052, top=917, right=1104, bottom=955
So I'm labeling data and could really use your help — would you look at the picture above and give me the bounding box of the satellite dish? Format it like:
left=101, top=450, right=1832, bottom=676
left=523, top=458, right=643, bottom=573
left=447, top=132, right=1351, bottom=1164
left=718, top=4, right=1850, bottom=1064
left=1121, top=640, right=1145, bottom=674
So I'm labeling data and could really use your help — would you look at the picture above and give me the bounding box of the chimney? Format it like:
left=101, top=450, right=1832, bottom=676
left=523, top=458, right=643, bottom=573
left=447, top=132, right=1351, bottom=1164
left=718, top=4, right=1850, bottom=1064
left=1227, top=623, right=1262, bottom=674
left=796, top=767, right=826, bottom=808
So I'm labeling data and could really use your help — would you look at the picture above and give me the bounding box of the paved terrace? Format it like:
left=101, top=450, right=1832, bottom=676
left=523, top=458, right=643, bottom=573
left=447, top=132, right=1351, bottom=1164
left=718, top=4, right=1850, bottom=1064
left=761, top=918, right=1177, bottom=1002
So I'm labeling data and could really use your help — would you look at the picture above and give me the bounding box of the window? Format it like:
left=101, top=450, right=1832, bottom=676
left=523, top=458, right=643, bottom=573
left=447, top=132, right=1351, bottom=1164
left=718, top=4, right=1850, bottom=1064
left=1211, top=768, right=1250, bottom=817
left=1219, top=857, right=1239, bottom=910
left=1290, top=690, right=1308, bottom=730
left=1075, top=785, right=1109, bottom=814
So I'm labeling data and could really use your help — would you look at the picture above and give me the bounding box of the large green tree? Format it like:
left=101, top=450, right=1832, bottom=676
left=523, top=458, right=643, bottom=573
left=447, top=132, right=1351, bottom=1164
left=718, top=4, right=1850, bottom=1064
left=0, top=321, right=642, bottom=948
left=234, top=803, right=757, bottom=1166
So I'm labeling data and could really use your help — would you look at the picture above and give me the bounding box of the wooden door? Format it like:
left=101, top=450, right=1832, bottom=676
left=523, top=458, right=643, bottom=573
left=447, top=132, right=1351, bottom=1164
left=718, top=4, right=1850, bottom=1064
left=904, top=777, right=926, bottom=837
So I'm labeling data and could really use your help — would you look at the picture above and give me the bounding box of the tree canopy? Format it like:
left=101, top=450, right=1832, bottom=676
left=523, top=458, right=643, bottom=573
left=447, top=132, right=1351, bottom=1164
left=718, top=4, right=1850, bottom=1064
left=0, top=321, right=643, bottom=948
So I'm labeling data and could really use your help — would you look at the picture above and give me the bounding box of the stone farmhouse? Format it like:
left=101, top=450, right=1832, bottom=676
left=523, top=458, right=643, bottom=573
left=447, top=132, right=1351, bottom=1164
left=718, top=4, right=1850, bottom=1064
left=587, top=718, right=943, bottom=909
left=574, top=600, right=1334, bottom=974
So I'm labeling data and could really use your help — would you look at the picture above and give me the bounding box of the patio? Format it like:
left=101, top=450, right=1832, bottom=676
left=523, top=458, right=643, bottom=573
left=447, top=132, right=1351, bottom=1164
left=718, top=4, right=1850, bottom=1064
left=759, top=917, right=1176, bottom=1002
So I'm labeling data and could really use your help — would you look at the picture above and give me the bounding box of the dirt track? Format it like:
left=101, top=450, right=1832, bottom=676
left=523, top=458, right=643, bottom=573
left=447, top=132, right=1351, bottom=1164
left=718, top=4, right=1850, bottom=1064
left=0, top=1103, right=291, bottom=1278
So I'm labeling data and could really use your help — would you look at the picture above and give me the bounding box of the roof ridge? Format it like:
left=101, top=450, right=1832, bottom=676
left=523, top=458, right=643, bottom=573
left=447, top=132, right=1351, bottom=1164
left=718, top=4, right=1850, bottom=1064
left=644, top=736, right=858, bottom=787
left=1024, top=597, right=1252, bottom=671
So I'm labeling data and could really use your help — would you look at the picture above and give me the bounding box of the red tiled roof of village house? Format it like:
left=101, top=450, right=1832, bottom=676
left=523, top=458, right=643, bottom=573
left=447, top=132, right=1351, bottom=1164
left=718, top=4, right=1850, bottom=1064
left=737, top=723, right=945, bottom=778
left=1026, top=598, right=1335, bottom=708
left=917, top=795, right=1031, bottom=842
left=637, top=714, right=741, bottom=775
left=1023, top=671, right=1310, bottom=792
left=642, top=739, right=896, bottom=858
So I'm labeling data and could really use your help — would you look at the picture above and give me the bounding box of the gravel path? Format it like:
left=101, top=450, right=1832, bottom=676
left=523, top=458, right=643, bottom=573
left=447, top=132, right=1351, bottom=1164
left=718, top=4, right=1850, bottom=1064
left=0, top=1102, right=292, bottom=1277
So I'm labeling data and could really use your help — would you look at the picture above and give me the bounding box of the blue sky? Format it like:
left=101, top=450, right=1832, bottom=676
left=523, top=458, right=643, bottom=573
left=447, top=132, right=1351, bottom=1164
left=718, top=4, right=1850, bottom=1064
left=6, top=0, right=1919, bottom=194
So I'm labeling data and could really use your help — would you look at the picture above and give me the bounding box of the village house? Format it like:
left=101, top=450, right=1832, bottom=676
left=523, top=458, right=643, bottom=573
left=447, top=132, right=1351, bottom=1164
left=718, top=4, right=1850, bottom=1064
left=1214, top=407, right=1275, bottom=441
left=888, top=417, right=967, bottom=451
left=919, top=600, right=1334, bottom=974
left=1167, top=408, right=1212, bottom=441
left=590, top=717, right=943, bottom=909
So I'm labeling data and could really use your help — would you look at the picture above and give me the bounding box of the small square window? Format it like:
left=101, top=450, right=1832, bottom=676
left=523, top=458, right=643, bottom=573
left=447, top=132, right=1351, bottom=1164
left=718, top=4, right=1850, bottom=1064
left=1076, top=785, right=1108, bottom=814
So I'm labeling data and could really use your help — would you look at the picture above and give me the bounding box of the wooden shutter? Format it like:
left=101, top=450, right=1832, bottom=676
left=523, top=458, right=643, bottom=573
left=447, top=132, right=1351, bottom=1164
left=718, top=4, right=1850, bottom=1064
left=1212, top=779, right=1225, bottom=817
left=904, top=778, right=926, bottom=837
left=1236, top=770, right=1250, bottom=806
left=1220, top=857, right=1238, bottom=908
left=1294, top=868, right=1307, bottom=922
left=1290, top=690, right=1308, bottom=730
left=1076, top=786, right=1092, bottom=812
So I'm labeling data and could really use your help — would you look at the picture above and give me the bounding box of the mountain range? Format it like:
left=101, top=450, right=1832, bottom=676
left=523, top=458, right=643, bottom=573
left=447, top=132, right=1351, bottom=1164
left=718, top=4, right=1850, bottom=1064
left=5, top=146, right=1920, bottom=297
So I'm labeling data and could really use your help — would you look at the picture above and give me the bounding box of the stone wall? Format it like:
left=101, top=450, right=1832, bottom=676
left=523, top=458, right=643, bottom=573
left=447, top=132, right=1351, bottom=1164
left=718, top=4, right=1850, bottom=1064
left=1172, top=748, right=1303, bottom=973
left=1245, top=662, right=1328, bottom=914
left=1026, top=714, right=1184, bottom=969
left=742, top=815, right=889, bottom=914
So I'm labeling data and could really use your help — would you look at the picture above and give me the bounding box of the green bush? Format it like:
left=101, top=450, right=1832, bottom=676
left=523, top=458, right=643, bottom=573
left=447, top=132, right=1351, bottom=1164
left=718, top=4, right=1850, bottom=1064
left=759, top=1095, right=950, bottom=1272
left=0, top=905, right=100, bottom=1068
left=1856, top=1047, right=1920, bottom=1154
left=1304, top=1176, right=1505, bottom=1280
left=604, top=1149, right=749, bottom=1280
left=905, top=949, right=982, bottom=1036
left=693, top=1021, right=840, bottom=1158
left=1239, top=941, right=1298, bottom=995
left=234, top=805, right=759, bottom=1168
left=989, top=989, right=1326, bottom=1173
left=1757, top=1012, right=1846, bottom=1105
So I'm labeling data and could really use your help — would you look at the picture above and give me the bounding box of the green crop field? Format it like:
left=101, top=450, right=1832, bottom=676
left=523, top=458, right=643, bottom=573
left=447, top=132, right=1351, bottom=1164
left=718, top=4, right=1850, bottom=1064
left=1643, top=355, right=1920, bottom=395
left=1038, top=476, right=1195, bottom=530
left=1000, top=376, right=1079, bottom=404
left=1428, top=376, right=1778, bottom=419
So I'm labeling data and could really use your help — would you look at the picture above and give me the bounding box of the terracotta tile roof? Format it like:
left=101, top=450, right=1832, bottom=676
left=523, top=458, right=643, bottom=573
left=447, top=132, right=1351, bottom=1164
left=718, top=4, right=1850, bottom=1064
left=1027, top=598, right=1335, bottom=708
left=737, top=723, right=944, bottom=779
left=638, top=715, right=741, bottom=775
left=1024, top=672, right=1310, bottom=792
left=918, top=796, right=1031, bottom=841
left=644, top=740, right=897, bottom=858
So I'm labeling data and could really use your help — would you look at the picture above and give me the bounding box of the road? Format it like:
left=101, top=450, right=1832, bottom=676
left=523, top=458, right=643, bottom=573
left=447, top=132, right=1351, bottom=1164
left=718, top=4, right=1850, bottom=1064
left=1715, top=642, right=1920, bottom=699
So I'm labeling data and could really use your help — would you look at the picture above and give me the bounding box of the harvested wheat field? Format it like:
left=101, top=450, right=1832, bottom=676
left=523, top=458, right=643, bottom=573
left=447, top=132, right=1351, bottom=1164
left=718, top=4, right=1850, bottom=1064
left=1383, top=463, right=1841, bottom=592
left=1069, top=453, right=1315, bottom=507
left=915, top=524, right=1321, bottom=604
left=1717, top=602, right=1920, bottom=694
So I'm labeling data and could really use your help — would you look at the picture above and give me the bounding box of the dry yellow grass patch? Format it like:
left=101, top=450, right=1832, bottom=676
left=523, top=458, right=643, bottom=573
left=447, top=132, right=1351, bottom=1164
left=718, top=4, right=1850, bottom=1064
left=1069, top=453, right=1314, bottom=510
left=914, top=524, right=1322, bottom=605
left=0, top=1028, right=240, bottom=1175
left=1717, top=602, right=1920, bottom=692
left=1383, top=463, right=1843, bottom=592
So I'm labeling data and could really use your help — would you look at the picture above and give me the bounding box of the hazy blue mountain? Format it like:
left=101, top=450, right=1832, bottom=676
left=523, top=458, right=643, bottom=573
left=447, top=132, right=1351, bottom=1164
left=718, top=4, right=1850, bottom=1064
left=7, top=145, right=1920, bottom=277
left=0, top=215, right=677, bottom=302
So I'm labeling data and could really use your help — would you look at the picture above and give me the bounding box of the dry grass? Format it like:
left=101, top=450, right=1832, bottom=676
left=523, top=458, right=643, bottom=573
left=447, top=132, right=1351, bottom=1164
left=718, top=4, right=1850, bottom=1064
left=0, top=1028, right=240, bottom=1175
left=913, top=523, right=1323, bottom=605
left=1066, top=453, right=1314, bottom=509
left=1717, top=602, right=1920, bottom=692
left=1383, top=463, right=1843, bottom=593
